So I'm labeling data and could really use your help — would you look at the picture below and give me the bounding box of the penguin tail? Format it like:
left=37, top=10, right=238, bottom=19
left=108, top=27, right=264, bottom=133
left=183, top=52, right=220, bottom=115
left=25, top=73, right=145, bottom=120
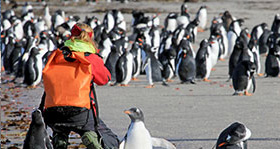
left=162, top=81, right=169, bottom=87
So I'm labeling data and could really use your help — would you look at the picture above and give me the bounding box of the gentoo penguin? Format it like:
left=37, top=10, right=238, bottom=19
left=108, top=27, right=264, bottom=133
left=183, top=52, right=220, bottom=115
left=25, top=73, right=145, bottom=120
left=142, top=44, right=163, bottom=88
left=149, top=14, right=161, bottom=58
left=43, top=5, right=52, bottom=30
left=130, top=42, right=142, bottom=80
left=23, top=47, right=43, bottom=87
left=259, top=23, right=272, bottom=55
left=51, top=10, right=65, bottom=31
left=215, top=122, right=251, bottom=149
left=23, top=20, right=37, bottom=37
left=112, top=9, right=126, bottom=32
left=23, top=109, right=53, bottom=149
left=222, top=11, right=234, bottom=32
left=103, top=11, right=115, bottom=34
left=196, top=5, right=207, bottom=32
left=185, top=18, right=199, bottom=43
left=159, top=46, right=177, bottom=83
left=271, top=14, right=280, bottom=34
left=195, top=39, right=211, bottom=80
left=3, top=34, right=15, bottom=74
left=164, top=13, right=178, bottom=33
left=115, top=50, right=134, bottom=86
left=232, top=60, right=256, bottom=96
left=9, top=41, right=23, bottom=75
left=265, top=33, right=280, bottom=77
left=119, top=107, right=176, bottom=149
left=99, top=30, right=112, bottom=63
left=177, top=3, right=190, bottom=28
left=228, top=37, right=247, bottom=79
left=228, top=19, right=244, bottom=55
left=177, top=39, right=196, bottom=84
left=209, top=34, right=220, bottom=69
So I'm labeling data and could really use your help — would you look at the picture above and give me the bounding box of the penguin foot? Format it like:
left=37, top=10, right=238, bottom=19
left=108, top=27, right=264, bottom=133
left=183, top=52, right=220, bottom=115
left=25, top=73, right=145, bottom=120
left=219, top=58, right=226, bottom=61
left=203, top=78, right=211, bottom=82
left=145, top=85, right=154, bottom=88
left=244, top=91, right=252, bottom=96
left=27, top=85, right=36, bottom=89
left=211, top=68, right=216, bottom=71
left=257, top=73, right=264, bottom=77
left=1, top=66, right=5, bottom=72
left=132, top=77, right=140, bottom=81
left=120, top=84, right=129, bottom=87
left=166, top=79, right=174, bottom=82
left=197, top=28, right=205, bottom=32
left=162, top=82, right=169, bottom=86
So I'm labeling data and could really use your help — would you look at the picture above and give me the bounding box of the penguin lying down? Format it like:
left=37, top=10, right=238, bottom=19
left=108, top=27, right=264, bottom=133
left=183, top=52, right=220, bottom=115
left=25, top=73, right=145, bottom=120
left=23, top=109, right=53, bottom=149
left=120, top=107, right=176, bottom=149
left=215, top=122, right=251, bottom=149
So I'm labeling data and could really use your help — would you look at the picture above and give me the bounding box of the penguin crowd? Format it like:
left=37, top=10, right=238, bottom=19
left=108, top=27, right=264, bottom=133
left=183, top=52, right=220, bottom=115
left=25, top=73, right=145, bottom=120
left=2, top=2, right=280, bottom=94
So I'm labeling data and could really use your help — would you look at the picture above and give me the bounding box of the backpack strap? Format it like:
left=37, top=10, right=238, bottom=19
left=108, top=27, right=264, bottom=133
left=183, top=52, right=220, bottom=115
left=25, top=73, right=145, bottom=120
left=61, top=46, right=76, bottom=62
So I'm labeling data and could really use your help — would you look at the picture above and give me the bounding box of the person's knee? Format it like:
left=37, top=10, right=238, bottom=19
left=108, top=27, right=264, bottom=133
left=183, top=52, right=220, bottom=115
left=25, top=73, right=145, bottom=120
left=52, top=133, right=68, bottom=149
left=81, top=131, right=103, bottom=149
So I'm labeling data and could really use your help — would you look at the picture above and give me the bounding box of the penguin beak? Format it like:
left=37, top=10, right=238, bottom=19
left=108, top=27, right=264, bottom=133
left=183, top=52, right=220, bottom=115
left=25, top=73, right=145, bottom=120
left=124, top=110, right=131, bottom=114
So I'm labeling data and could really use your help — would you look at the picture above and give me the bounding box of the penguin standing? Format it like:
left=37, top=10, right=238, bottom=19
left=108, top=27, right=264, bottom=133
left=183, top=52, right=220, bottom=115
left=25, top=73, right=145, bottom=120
left=259, top=24, right=272, bottom=55
left=195, top=39, right=210, bottom=80
left=196, top=5, right=207, bottom=32
left=159, top=46, right=177, bottom=83
left=103, top=11, right=115, bottom=34
left=115, top=50, right=134, bottom=86
left=177, top=3, right=190, bottom=28
left=3, top=34, right=15, bottom=74
left=23, top=47, right=43, bottom=87
left=9, top=41, right=23, bottom=75
left=215, top=122, right=251, bottom=149
left=43, top=5, right=52, bottom=30
left=177, top=38, right=196, bottom=84
left=130, top=42, right=142, bottom=80
left=232, top=60, right=256, bottom=96
left=228, top=37, right=247, bottom=79
left=23, top=109, right=53, bottom=149
left=265, top=33, right=280, bottom=77
left=209, top=35, right=220, bottom=69
left=142, top=44, right=163, bottom=88
left=119, top=107, right=176, bottom=149
left=221, top=11, right=234, bottom=32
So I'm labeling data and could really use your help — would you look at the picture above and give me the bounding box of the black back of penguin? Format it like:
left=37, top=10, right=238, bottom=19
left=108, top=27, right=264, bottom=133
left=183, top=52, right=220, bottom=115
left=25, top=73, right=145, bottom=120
left=265, top=33, right=280, bottom=77
left=178, top=39, right=196, bottom=83
left=216, top=122, right=251, bottom=149
left=196, top=39, right=209, bottom=79
left=23, top=109, right=53, bottom=149
left=232, top=60, right=256, bottom=93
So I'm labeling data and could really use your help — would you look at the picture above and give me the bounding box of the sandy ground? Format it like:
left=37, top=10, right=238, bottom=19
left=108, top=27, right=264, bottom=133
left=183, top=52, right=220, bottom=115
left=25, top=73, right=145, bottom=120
left=1, top=0, right=280, bottom=148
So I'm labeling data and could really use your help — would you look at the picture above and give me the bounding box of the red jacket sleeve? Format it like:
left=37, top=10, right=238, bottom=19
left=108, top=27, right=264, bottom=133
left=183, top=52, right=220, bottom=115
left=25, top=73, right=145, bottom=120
left=86, top=54, right=111, bottom=85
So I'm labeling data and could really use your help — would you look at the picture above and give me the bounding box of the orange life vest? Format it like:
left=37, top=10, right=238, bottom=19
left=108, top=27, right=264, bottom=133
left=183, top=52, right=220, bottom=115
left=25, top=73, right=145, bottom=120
left=43, top=48, right=92, bottom=109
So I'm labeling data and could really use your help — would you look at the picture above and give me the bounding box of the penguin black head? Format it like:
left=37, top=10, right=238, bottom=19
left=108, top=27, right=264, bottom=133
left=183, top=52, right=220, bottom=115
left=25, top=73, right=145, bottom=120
left=217, top=122, right=251, bottom=148
left=124, top=107, right=144, bottom=122
left=31, top=109, right=44, bottom=125
left=200, top=39, right=210, bottom=48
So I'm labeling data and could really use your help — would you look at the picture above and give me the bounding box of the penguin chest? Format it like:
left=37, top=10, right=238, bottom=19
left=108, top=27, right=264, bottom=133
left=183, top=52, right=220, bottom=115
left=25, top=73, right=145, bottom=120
left=125, top=122, right=152, bottom=149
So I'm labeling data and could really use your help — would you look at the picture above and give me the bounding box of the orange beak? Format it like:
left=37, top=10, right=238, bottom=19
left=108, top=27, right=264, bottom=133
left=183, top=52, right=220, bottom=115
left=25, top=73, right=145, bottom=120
left=124, top=110, right=131, bottom=114
left=35, top=35, right=39, bottom=39
left=1, top=35, right=5, bottom=38
left=186, top=35, right=190, bottom=39
left=247, top=33, right=251, bottom=38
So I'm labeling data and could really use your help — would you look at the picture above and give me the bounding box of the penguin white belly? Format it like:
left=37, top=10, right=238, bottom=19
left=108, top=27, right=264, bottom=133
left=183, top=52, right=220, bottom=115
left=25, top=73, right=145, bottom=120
left=246, top=75, right=252, bottom=92
left=145, top=59, right=153, bottom=85
left=32, top=55, right=43, bottom=86
left=133, top=49, right=142, bottom=78
left=166, top=19, right=177, bottom=33
left=122, top=53, right=133, bottom=85
left=198, top=9, right=207, bottom=29
left=14, top=24, right=24, bottom=40
left=107, top=14, right=115, bottom=33
left=100, top=39, right=112, bottom=63
left=177, top=16, right=189, bottom=28
left=277, top=58, right=280, bottom=72
left=220, top=27, right=229, bottom=58
left=227, top=31, right=237, bottom=55
left=252, top=46, right=261, bottom=74
left=167, top=59, right=175, bottom=80
left=125, top=122, right=153, bottom=149
left=210, top=42, right=219, bottom=67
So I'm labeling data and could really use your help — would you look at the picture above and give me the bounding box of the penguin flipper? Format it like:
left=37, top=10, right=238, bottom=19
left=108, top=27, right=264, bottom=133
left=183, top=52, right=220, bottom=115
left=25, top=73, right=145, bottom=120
left=251, top=75, right=256, bottom=93
left=151, top=137, right=176, bottom=149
